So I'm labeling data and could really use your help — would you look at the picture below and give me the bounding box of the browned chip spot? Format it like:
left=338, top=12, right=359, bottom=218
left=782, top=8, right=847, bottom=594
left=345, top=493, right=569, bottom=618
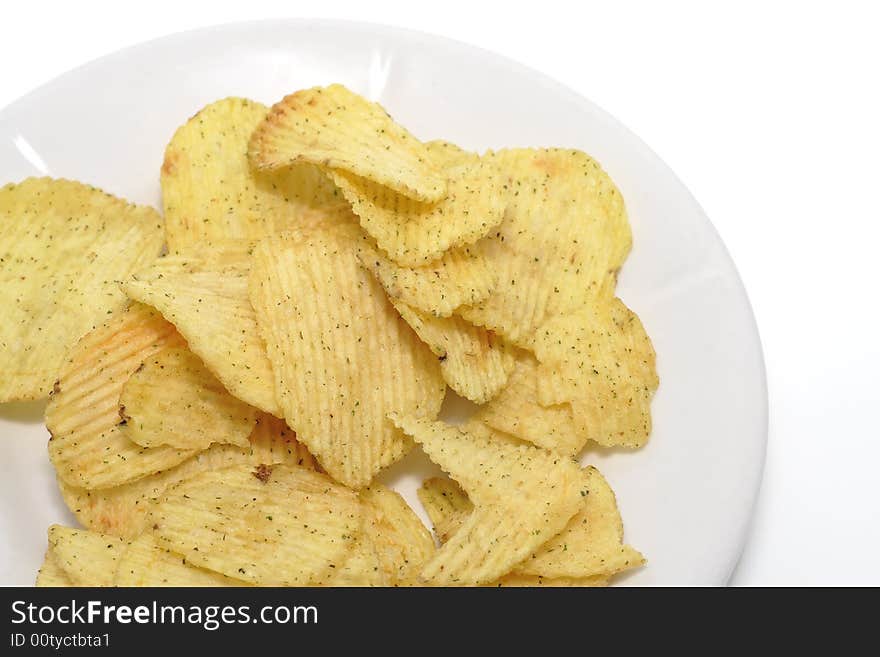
left=252, top=464, right=273, bottom=483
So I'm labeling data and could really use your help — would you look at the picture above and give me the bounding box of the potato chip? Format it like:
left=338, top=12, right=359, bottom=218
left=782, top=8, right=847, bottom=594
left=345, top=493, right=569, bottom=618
left=47, top=303, right=196, bottom=490
left=491, top=574, right=608, bottom=587
left=391, top=415, right=582, bottom=585
left=161, top=97, right=347, bottom=252
left=459, top=148, right=631, bottom=346
left=248, top=84, right=446, bottom=203
left=35, top=549, right=72, bottom=587
left=390, top=299, right=515, bottom=404
left=320, top=533, right=386, bottom=587
left=59, top=412, right=315, bottom=538
left=419, top=467, right=644, bottom=581
left=0, top=178, right=164, bottom=401
left=332, top=150, right=506, bottom=266
left=122, top=258, right=280, bottom=415
left=472, top=352, right=585, bottom=456
left=417, top=476, right=473, bottom=545
left=115, top=534, right=247, bottom=587
left=532, top=297, right=658, bottom=449
left=119, top=346, right=257, bottom=450
left=150, top=465, right=361, bottom=585
left=48, top=525, right=128, bottom=586
left=249, top=230, right=445, bottom=488
left=356, top=237, right=496, bottom=318
left=516, top=467, right=645, bottom=579
left=361, top=484, right=435, bottom=585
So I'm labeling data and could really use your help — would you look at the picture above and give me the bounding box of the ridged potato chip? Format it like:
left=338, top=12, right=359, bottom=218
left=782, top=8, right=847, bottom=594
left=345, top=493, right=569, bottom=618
left=150, top=465, right=362, bottom=586
left=419, top=466, right=644, bottom=581
left=472, top=352, right=585, bottom=456
left=35, top=549, right=72, bottom=587
left=161, top=97, right=347, bottom=252
left=332, top=149, right=506, bottom=266
left=460, top=148, right=631, bottom=346
left=48, top=525, right=128, bottom=586
left=357, top=237, right=496, bottom=318
left=320, top=532, right=386, bottom=587
left=491, top=574, right=608, bottom=587
left=0, top=178, right=164, bottom=401
left=59, top=413, right=315, bottom=538
left=249, top=230, right=445, bottom=488
left=390, top=299, right=515, bottom=404
left=249, top=84, right=446, bottom=203
left=532, top=297, right=658, bottom=449
left=119, top=346, right=257, bottom=450
left=115, top=534, right=247, bottom=587
left=361, top=484, right=435, bottom=585
left=47, top=303, right=195, bottom=490
left=390, top=415, right=582, bottom=586
left=122, top=257, right=280, bottom=415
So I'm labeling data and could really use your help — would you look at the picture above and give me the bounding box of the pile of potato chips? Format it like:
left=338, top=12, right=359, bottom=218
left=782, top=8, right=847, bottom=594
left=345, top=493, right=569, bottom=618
left=1, top=84, right=658, bottom=587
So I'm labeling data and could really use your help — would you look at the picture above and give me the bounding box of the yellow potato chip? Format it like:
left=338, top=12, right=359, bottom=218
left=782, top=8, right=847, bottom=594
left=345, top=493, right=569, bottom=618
left=122, top=257, right=280, bottom=415
left=119, top=346, right=257, bottom=450
left=249, top=84, right=446, bottom=203
left=59, top=412, right=315, bottom=538
left=361, top=484, right=435, bottom=585
left=459, top=148, right=631, bottom=346
left=47, top=303, right=195, bottom=490
left=150, top=464, right=362, bottom=586
left=0, top=178, right=164, bottom=401
left=249, top=230, right=445, bottom=488
left=419, top=467, right=644, bottom=581
left=472, top=352, right=585, bottom=456
left=532, top=297, right=658, bottom=449
left=356, top=237, right=496, bottom=318
left=35, top=548, right=72, bottom=587
left=517, top=467, right=645, bottom=579
left=491, top=574, right=608, bottom=587
left=332, top=151, right=506, bottom=266
left=48, top=525, right=128, bottom=586
left=390, top=299, right=515, bottom=404
left=391, top=415, right=582, bottom=586
left=320, top=534, right=386, bottom=587
left=161, top=97, right=347, bottom=252
left=115, top=534, right=247, bottom=587
left=417, top=476, right=473, bottom=545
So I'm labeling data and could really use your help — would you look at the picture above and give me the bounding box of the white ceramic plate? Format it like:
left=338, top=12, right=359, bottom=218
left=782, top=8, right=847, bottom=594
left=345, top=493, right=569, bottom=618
left=0, top=20, right=767, bottom=586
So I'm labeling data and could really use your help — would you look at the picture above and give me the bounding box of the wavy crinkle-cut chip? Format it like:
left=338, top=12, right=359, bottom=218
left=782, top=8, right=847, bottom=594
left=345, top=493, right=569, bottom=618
left=115, top=534, right=247, bottom=587
left=119, top=346, right=257, bottom=450
left=391, top=299, right=515, bottom=404
left=249, top=84, right=446, bottom=203
left=59, top=412, right=315, bottom=538
left=391, top=415, right=582, bottom=586
left=360, top=485, right=435, bottom=585
left=249, top=230, right=445, bottom=488
left=48, top=525, right=128, bottom=586
left=517, top=467, right=645, bottom=579
left=532, top=297, right=658, bottom=449
left=46, top=303, right=195, bottom=490
left=320, top=533, right=386, bottom=587
left=459, top=148, right=631, bottom=346
left=333, top=149, right=506, bottom=266
left=472, top=352, right=585, bottom=456
left=0, top=178, right=164, bottom=401
left=149, top=465, right=362, bottom=586
left=491, top=574, right=608, bottom=587
left=419, top=466, right=643, bottom=581
left=357, top=237, right=496, bottom=318
left=35, top=549, right=72, bottom=587
left=161, top=97, right=347, bottom=252
left=122, top=258, right=280, bottom=415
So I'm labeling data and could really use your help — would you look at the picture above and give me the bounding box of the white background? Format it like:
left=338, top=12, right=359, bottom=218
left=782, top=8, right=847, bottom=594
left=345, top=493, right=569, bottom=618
left=1, top=1, right=878, bottom=585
